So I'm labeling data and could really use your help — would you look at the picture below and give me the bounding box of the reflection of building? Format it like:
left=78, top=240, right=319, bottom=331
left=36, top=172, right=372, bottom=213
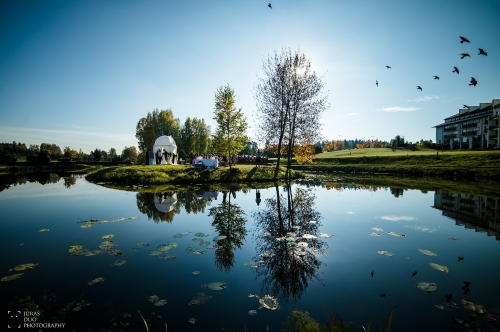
left=433, top=99, right=500, bottom=150
left=153, top=192, right=178, bottom=212
left=433, top=192, right=500, bottom=240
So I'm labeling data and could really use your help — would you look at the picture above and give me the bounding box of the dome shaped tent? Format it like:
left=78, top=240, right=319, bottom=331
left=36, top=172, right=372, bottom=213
left=152, top=136, right=178, bottom=164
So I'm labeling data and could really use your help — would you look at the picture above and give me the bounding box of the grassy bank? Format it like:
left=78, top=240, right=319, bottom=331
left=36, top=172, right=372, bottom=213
left=85, top=164, right=305, bottom=184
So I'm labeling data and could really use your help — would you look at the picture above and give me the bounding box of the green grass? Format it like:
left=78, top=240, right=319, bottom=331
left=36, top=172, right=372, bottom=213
left=85, top=164, right=305, bottom=184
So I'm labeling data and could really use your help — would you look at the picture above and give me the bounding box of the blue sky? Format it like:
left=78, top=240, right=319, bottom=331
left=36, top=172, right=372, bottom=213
left=1, top=0, right=499, bottom=153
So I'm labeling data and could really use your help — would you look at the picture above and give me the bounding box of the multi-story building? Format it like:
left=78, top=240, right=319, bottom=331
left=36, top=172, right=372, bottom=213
left=434, top=99, right=500, bottom=149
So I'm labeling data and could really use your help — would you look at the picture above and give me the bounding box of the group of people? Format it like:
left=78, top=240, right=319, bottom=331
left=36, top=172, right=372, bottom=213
left=146, top=148, right=176, bottom=165
left=190, top=154, right=237, bottom=167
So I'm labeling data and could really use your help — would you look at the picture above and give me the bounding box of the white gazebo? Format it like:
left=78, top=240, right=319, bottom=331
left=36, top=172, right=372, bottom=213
left=153, top=193, right=178, bottom=213
left=152, top=136, right=178, bottom=164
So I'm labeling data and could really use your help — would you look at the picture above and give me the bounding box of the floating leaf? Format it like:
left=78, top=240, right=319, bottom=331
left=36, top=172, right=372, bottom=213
left=128, top=216, right=139, bottom=220
left=116, top=217, right=127, bottom=221
left=318, top=233, right=334, bottom=238
left=372, top=227, right=383, bottom=232
left=192, top=238, right=203, bottom=243
left=107, top=249, right=122, bottom=256
left=102, top=234, right=114, bottom=240
left=207, top=282, right=227, bottom=290
left=148, top=251, right=162, bottom=257
left=388, top=232, right=405, bottom=237
left=1, top=273, right=23, bottom=282
left=192, top=271, right=201, bottom=275
left=199, top=241, right=210, bottom=247
left=111, top=259, right=126, bottom=266
left=173, top=233, right=184, bottom=238
left=418, top=249, right=437, bottom=257
left=377, top=251, right=394, bottom=257
left=188, top=318, right=197, bottom=324
left=416, top=282, right=437, bottom=292
left=69, top=245, right=83, bottom=253
left=99, top=241, right=116, bottom=250
left=149, top=295, right=159, bottom=303
left=448, top=238, right=460, bottom=241
left=159, top=254, right=177, bottom=260
left=14, top=263, right=36, bottom=271
left=302, top=234, right=317, bottom=239
left=429, top=263, right=449, bottom=274
left=370, top=233, right=381, bottom=236
left=100, top=220, right=111, bottom=224
left=462, top=299, right=486, bottom=313
left=36, top=228, right=49, bottom=232
left=136, top=242, right=149, bottom=247
left=194, top=232, right=209, bottom=237
left=88, top=277, right=105, bottom=285
left=248, top=310, right=257, bottom=315
left=213, top=235, right=227, bottom=241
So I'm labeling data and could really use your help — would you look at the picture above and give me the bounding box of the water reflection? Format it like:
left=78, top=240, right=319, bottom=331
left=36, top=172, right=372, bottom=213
left=252, top=183, right=325, bottom=302
left=209, top=190, right=247, bottom=272
left=434, top=191, right=500, bottom=240
left=0, top=173, right=83, bottom=192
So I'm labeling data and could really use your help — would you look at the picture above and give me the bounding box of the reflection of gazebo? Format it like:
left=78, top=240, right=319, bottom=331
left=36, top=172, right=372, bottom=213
left=153, top=136, right=178, bottom=164
left=153, top=193, right=178, bottom=212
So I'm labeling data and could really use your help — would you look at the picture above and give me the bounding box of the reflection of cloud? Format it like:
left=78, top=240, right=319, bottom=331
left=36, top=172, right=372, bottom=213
left=347, top=211, right=355, bottom=214
left=408, top=95, right=440, bottom=103
left=380, top=215, right=417, bottom=221
left=407, top=225, right=436, bottom=233
left=382, top=107, right=419, bottom=112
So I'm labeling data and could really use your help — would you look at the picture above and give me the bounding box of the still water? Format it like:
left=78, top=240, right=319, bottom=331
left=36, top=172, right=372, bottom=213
left=1, top=174, right=500, bottom=331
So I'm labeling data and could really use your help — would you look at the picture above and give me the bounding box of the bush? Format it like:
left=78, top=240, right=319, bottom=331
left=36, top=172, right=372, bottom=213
left=0, top=149, right=17, bottom=166
left=26, top=152, right=51, bottom=165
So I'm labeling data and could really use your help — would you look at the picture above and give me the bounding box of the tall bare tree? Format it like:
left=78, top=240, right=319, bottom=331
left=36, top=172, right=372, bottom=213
left=254, top=49, right=328, bottom=178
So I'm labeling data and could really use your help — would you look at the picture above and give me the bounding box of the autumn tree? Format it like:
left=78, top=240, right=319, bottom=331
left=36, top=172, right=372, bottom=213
left=212, top=84, right=248, bottom=169
left=254, top=48, right=328, bottom=178
left=63, top=146, right=78, bottom=159
left=323, top=141, right=334, bottom=152
left=334, top=140, right=344, bottom=151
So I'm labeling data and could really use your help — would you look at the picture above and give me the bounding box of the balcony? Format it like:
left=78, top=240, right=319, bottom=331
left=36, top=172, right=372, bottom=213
left=462, top=123, right=479, bottom=128
left=462, top=131, right=478, bottom=136
left=489, top=125, right=499, bottom=130
left=444, top=134, right=457, bottom=139
left=489, top=135, right=498, bottom=140
left=444, top=126, right=458, bottom=132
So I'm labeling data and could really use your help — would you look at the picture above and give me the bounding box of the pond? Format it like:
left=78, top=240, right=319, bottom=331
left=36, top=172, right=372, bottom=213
left=1, top=173, right=500, bottom=331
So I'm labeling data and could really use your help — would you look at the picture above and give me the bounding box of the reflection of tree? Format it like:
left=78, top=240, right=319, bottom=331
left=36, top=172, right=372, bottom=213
left=209, top=192, right=247, bottom=272
left=177, top=191, right=211, bottom=214
left=252, top=183, right=325, bottom=302
left=136, top=192, right=181, bottom=223
left=63, top=176, right=77, bottom=189
left=390, top=187, right=404, bottom=198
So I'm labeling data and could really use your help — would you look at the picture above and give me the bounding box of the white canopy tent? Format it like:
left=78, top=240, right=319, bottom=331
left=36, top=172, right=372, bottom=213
left=152, top=136, right=178, bottom=165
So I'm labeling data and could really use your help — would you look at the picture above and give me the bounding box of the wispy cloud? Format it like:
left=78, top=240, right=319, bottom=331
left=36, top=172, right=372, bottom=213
left=406, top=225, right=436, bottom=233
left=382, top=107, right=419, bottom=112
left=347, top=211, right=355, bottom=215
left=347, top=112, right=357, bottom=116
left=408, top=95, right=440, bottom=103
left=380, top=215, right=417, bottom=222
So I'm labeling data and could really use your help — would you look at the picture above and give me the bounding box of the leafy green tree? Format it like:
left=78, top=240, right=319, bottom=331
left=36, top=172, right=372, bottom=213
left=212, top=84, right=248, bottom=169
left=122, top=146, right=138, bottom=162
left=135, top=108, right=181, bottom=156
left=108, top=148, right=117, bottom=160
left=63, top=146, right=78, bottom=159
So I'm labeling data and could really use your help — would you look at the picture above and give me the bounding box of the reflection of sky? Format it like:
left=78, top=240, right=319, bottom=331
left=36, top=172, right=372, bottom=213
left=0, top=180, right=499, bottom=331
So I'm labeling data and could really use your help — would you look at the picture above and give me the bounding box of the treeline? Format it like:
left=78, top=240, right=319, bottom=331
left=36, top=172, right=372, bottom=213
left=135, top=108, right=259, bottom=160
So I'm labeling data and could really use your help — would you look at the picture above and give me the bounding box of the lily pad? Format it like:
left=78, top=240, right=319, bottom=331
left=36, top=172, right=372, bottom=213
left=189, top=292, right=211, bottom=306
left=372, top=227, right=383, bottom=232
left=370, top=233, right=381, bottom=236
left=157, top=243, right=177, bottom=251
left=128, top=216, right=139, bottom=220
left=462, top=299, right=486, bottom=313
left=194, top=232, right=209, bottom=237
left=213, top=235, right=227, bottom=241
left=36, top=228, right=49, bottom=232
left=429, top=263, right=449, bottom=274
left=148, top=251, right=162, bottom=257
left=154, top=299, right=167, bottom=306
left=207, top=282, right=227, bottom=290
left=388, top=232, right=405, bottom=237
left=149, top=295, right=159, bottom=303
left=1, top=273, right=23, bottom=282
left=188, top=318, right=197, bottom=324
left=14, top=263, right=37, bottom=271
left=248, top=310, right=257, bottom=315
left=318, top=233, right=334, bottom=238
left=192, top=238, right=203, bottom=243
left=199, top=241, right=211, bottom=247
left=302, top=234, right=317, bottom=239
left=173, top=233, right=184, bottom=238
left=136, top=242, right=149, bottom=247
left=159, top=254, right=178, bottom=260
left=377, top=251, right=394, bottom=257
left=88, top=277, right=105, bottom=285
left=111, top=259, right=126, bottom=266
left=69, top=245, right=83, bottom=253
left=258, top=294, right=279, bottom=310
left=416, top=282, right=437, bottom=292
left=100, top=220, right=111, bottom=224
left=99, top=241, right=115, bottom=249
left=102, top=234, right=114, bottom=240
left=418, top=249, right=437, bottom=257
left=192, top=271, right=201, bottom=275
left=107, top=249, right=123, bottom=256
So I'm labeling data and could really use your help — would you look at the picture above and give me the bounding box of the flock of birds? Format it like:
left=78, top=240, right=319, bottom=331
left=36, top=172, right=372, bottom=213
left=376, top=36, right=487, bottom=90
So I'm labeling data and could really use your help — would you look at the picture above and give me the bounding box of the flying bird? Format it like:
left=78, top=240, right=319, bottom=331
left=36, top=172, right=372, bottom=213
left=478, top=48, right=488, bottom=56
left=469, top=77, right=477, bottom=86
left=386, top=66, right=391, bottom=69
left=376, top=80, right=378, bottom=87
left=433, top=76, right=440, bottom=80
left=459, top=53, right=471, bottom=59
left=268, top=3, right=272, bottom=9
left=459, top=36, right=470, bottom=43
left=417, top=86, right=422, bottom=91
left=411, top=271, right=417, bottom=276
left=453, top=66, right=460, bottom=74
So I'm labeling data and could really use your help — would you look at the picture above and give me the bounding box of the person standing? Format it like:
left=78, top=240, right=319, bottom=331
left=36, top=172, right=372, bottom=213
left=157, top=149, right=162, bottom=165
